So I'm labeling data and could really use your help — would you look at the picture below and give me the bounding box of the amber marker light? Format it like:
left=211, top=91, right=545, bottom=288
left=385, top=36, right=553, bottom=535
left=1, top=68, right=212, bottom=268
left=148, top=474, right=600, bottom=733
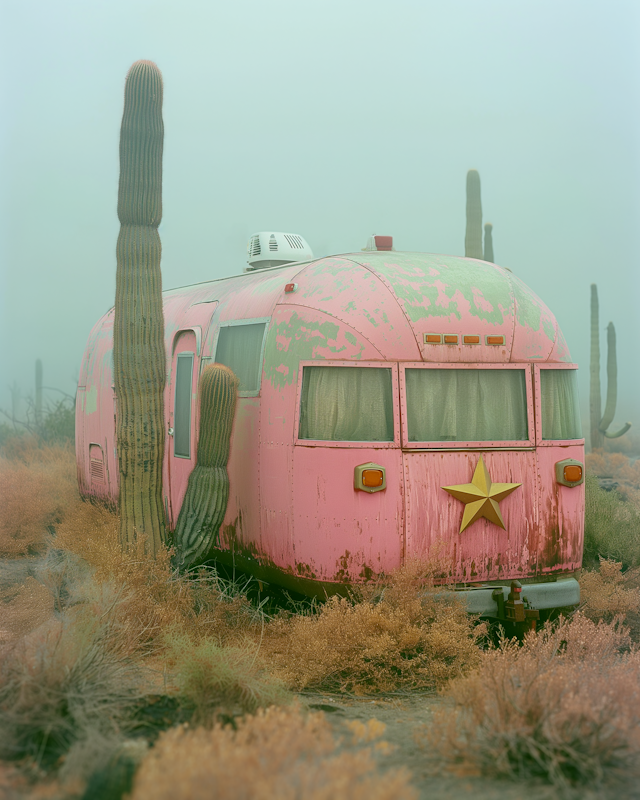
left=486, top=335, right=505, bottom=346
left=555, top=459, right=584, bottom=487
left=444, top=334, right=458, bottom=344
left=463, top=335, right=480, bottom=344
left=424, top=333, right=442, bottom=344
left=354, top=462, right=387, bottom=493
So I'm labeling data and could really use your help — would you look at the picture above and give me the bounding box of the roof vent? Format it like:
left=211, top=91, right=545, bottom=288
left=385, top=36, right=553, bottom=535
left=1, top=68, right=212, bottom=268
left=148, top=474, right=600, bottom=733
left=363, top=234, right=395, bottom=252
left=246, top=232, right=314, bottom=271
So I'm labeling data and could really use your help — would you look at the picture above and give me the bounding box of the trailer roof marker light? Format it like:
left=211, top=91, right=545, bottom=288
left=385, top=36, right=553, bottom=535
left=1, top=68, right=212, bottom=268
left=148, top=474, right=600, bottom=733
left=444, top=334, right=459, bottom=345
left=354, top=462, right=386, bottom=493
left=486, top=335, right=505, bottom=346
left=284, top=283, right=298, bottom=293
left=442, top=455, right=522, bottom=533
left=424, top=333, right=442, bottom=344
left=463, top=335, right=480, bottom=345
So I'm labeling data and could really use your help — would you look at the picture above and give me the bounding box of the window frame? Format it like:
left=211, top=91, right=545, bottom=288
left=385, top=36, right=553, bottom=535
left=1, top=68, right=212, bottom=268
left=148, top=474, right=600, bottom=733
left=211, top=317, right=270, bottom=398
left=294, top=360, right=401, bottom=449
left=399, top=362, right=535, bottom=450
left=534, top=363, right=585, bottom=447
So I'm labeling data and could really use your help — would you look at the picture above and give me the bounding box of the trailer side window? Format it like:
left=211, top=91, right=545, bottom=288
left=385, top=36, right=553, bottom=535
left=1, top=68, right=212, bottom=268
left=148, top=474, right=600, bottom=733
left=540, top=369, right=582, bottom=440
left=215, top=322, right=267, bottom=395
left=299, top=366, right=394, bottom=441
left=405, top=368, right=528, bottom=442
left=174, top=353, right=194, bottom=458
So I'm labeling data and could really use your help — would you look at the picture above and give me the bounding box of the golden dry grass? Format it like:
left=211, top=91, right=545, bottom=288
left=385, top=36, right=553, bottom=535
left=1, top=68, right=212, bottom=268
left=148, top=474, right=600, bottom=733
left=0, top=444, right=78, bottom=557
left=264, top=559, right=485, bottom=694
left=131, top=704, right=417, bottom=800
left=579, top=559, right=640, bottom=624
left=429, top=614, right=640, bottom=790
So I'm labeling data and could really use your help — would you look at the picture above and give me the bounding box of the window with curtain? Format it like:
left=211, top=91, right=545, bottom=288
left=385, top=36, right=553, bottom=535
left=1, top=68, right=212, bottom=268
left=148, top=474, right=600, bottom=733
left=299, top=366, right=394, bottom=441
left=215, top=322, right=267, bottom=394
left=540, top=369, right=582, bottom=440
left=405, top=368, right=528, bottom=442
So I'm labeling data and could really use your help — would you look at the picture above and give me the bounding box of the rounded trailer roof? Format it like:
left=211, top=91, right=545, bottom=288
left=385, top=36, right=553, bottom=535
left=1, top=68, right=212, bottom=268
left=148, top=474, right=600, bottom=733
left=282, top=251, right=571, bottom=364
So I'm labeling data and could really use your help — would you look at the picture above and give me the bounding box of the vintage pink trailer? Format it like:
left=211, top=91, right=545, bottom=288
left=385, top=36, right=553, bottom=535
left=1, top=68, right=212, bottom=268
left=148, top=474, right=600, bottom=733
left=76, top=244, right=585, bottom=616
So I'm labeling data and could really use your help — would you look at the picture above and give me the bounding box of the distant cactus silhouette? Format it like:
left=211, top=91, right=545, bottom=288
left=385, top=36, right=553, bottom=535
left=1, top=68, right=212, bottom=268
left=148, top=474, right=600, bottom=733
left=174, top=364, right=239, bottom=568
left=589, top=284, right=631, bottom=450
left=113, top=61, right=167, bottom=555
left=483, top=222, right=494, bottom=263
left=464, top=169, right=483, bottom=259
left=35, top=359, right=43, bottom=427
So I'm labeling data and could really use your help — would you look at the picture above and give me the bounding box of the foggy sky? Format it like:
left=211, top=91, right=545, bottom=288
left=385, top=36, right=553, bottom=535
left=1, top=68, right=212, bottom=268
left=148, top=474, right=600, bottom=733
left=1, top=0, right=639, bottom=431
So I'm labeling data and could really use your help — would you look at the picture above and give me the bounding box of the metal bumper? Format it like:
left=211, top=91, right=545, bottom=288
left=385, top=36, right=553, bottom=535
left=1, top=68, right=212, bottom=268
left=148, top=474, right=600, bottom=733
left=456, top=578, right=580, bottom=616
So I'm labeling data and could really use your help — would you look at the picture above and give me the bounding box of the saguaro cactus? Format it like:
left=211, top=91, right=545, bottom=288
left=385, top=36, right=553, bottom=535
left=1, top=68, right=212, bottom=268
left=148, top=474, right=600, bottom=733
left=174, top=364, right=239, bottom=568
left=589, top=284, right=631, bottom=450
left=464, top=169, right=483, bottom=259
left=483, top=222, right=494, bottom=263
left=113, top=61, right=167, bottom=555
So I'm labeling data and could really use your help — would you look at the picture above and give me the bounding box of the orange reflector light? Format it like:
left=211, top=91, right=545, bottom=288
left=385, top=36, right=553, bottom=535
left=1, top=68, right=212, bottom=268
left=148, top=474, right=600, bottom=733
left=362, top=469, right=384, bottom=488
left=284, top=283, right=297, bottom=293
left=564, top=465, right=583, bottom=483
left=444, top=334, right=458, bottom=344
left=424, top=333, right=442, bottom=344
left=486, top=335, right=505, bottom=345
left=463, top=335, right=480, bottom=344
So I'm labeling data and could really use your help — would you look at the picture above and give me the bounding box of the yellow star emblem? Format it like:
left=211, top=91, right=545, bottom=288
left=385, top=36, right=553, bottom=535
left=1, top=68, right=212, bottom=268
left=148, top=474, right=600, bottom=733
left=442, top=455, right=521, bottom=533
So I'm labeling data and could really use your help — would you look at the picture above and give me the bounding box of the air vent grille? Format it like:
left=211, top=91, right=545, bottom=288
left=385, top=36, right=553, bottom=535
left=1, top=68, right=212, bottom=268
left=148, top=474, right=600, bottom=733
left=90, top=458, right=105, bottom=483
left=269, top=234, right=278, bottom=252
left=250, top=236, right=261, bottom=257
left=284, top=234, right=304, bottom=249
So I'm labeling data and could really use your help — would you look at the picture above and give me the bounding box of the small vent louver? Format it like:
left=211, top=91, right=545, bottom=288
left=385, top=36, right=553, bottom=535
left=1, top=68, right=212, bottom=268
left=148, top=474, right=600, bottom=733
left=90, top=459, right=105, bottom=483
left=245, top=232, right=314, bottom=271
left=269, top=234, right=278, bottom=252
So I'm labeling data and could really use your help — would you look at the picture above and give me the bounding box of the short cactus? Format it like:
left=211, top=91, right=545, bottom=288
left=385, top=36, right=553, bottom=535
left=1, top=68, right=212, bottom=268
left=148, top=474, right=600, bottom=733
left=464, top=169, right=483, bottom=259
left=174, top=364, right=239, bottom=568
left=483, top=222, right=494, bottom=263
left=589, top=284, right=631, bottom=450
left=113, top=61, right=167, bottom=555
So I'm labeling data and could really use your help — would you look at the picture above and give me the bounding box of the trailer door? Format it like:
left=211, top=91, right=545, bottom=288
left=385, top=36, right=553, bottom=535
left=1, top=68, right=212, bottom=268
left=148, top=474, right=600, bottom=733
left=399, top=363, right=539, bottom=583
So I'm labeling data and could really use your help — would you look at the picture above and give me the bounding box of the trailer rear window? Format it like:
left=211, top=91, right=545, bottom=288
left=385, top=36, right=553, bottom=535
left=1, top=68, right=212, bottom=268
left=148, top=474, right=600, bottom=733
left=299, top=366, right=394, bottom=441
left=540, top=369, right=582, bottom=440
left=405, top=368, right=528, bottom=442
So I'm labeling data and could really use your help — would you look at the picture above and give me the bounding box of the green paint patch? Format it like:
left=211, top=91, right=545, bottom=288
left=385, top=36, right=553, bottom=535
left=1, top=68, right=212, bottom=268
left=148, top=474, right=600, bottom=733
left=85, top=385, right=98, bottom=415
left=512, top=277, right=556, bottom=343
left=345, top=331, right=357, bottom=346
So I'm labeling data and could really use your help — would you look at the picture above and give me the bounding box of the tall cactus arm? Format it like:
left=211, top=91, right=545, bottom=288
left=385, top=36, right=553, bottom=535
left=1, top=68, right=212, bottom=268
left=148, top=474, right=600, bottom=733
left=589, top=284, right=603, bottom=450
left=465, top=169, right=483, bottom=259
left=599, top=322, right=618, bottom=433
left=604, top=422, right=632, bottom=439
left=483, top=222, right=494, bottom=263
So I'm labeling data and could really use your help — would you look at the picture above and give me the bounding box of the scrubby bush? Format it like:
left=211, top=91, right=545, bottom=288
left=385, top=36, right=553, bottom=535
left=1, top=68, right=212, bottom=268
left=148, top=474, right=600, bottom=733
left=264, top=559, right=485, bottom=694
left=130, top=704, right=416, bottom=800
left=584, top=474, right=640, bottom=568
left=580, top=559, right=640, bottom=623
left=429, top=614, right=640, bottom=790
left=0, top=444, right=78, bottom=557
left=164, top=633, right=288, bottom=726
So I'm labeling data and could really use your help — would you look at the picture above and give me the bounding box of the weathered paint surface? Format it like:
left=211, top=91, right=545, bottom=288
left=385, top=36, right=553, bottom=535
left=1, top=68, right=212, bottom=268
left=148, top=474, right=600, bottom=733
left=76, top=250, right=583, bottom=592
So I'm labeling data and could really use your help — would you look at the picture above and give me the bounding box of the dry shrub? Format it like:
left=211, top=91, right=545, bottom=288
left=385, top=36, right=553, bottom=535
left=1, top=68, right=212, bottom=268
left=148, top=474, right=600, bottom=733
left=264, top=559, right=484, bottom=694
left=164, top=632, right=288, bottom=725
left=584, top=474, right=640, bottom=568
left=131, top=704, right=417, bottom=800
left=429, top=614, right=640, bottom=790
left=580, top=559, right=640, bottom=623
left=0, top=590, right=144, bottom=767
left=0, top=577, right=55, bottom=645
left=0, top=444, right=78, bottom=557
left=54, top=501, right=260, bottom=656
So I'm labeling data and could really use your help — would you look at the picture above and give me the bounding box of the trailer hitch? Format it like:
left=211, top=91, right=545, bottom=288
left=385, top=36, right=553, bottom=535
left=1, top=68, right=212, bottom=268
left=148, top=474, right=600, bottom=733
left=491, top=581, right=540, bottom=633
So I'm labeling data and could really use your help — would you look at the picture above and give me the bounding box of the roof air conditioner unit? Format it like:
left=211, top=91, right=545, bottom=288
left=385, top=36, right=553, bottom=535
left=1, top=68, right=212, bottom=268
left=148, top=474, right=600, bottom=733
left=246, top=232, right=313, bottom=271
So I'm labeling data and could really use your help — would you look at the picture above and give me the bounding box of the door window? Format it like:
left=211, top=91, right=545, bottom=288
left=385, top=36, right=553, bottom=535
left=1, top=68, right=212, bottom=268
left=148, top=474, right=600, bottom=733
left=174, top=353, right=194, bottom=458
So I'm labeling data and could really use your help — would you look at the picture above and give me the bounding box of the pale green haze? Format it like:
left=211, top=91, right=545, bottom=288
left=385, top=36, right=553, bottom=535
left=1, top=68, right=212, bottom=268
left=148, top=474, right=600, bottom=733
left=1, top=0, right=639, bottom=432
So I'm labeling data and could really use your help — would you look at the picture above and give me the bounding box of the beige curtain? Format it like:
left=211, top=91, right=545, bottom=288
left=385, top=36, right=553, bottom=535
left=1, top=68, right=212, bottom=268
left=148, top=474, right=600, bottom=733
left=405, top=368, right=528, bottom=442
left=215, top=323, right=266, bottom=393
left=299, top=366, right=394, bottom=441
left=540, top=369, right=582, bottom=440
